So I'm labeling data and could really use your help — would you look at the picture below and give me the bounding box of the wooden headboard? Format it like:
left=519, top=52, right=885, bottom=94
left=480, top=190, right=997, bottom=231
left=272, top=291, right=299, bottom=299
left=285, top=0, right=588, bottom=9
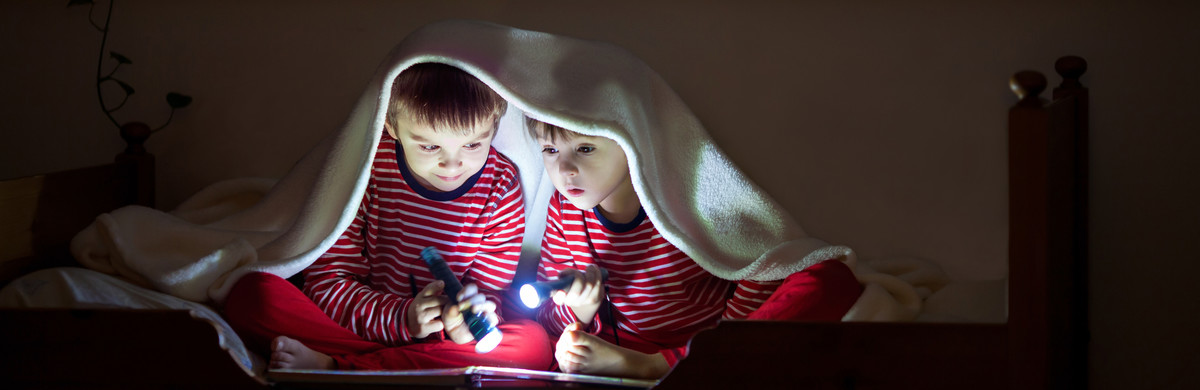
left=0, top=128, right=155, bottom=287
left=656, top=56, right=1090, bottom=390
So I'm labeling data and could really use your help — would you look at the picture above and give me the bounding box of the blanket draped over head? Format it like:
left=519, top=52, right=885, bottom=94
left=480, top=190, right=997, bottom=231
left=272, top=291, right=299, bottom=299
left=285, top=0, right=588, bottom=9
left=69, top=20, right=855, bottom=304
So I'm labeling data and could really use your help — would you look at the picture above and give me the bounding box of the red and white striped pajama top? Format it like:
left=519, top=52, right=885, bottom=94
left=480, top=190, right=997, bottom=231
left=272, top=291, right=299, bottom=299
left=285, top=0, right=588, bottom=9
left=535, top=192, right=780, bottom=364
left=304, top=136, right=525, bottom=347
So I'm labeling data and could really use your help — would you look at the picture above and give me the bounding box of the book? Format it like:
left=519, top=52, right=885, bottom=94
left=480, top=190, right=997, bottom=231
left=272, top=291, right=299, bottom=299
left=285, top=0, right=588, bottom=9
left=268, top=366, right=659, bottom=388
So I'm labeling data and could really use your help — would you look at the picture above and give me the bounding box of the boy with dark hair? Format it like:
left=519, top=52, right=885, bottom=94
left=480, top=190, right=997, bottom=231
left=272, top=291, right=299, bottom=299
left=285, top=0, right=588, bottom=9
left=222, top=63, right=551, bottom=371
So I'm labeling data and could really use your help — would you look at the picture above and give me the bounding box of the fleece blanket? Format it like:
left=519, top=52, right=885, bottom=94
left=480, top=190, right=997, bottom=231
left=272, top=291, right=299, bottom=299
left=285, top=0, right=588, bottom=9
left=65, top=20, right=884, bottom=310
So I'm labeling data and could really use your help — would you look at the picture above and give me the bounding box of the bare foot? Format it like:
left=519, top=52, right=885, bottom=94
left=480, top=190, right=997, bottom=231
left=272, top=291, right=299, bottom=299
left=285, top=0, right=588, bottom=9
left=554, top=323, right=668, bottom=379
left=269, top=336, right=334, bottom=370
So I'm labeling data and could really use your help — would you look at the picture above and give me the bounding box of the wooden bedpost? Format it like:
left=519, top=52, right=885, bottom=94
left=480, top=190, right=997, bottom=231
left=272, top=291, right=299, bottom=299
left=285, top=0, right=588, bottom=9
left=1053, top=55, right=1090, bottom=390
left=1007, top=56, right=1089, bottom=389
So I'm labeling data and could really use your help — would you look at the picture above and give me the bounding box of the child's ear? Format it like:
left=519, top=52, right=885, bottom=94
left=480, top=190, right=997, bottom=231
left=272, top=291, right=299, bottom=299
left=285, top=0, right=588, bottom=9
left=384, top=121, right=398, bottom=140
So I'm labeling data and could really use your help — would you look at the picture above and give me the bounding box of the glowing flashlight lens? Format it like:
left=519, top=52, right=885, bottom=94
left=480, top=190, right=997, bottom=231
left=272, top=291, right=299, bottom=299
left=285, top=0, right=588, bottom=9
left=475, top=329, right=503, bottom=354
left=520, top=284, right=542, bottom=308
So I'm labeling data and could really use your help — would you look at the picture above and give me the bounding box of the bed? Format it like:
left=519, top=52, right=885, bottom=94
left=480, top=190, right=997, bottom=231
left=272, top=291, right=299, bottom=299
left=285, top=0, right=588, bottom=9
left=0, top=56, right=1088, bottom=389
left=655, top=57, right=1090, bottom=390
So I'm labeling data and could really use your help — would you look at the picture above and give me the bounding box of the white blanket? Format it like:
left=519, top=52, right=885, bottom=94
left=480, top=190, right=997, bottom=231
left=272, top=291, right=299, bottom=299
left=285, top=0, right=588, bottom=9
left=69, top=20, right=857, bottom=305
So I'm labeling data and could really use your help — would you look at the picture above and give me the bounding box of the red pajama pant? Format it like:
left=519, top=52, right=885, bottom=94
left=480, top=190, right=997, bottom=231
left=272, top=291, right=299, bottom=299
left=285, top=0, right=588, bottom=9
left=548, top=259, right=863, bottom=369
left=222, top=272, right=553, bottom=370
left=747, top=259, right=862, bottom=321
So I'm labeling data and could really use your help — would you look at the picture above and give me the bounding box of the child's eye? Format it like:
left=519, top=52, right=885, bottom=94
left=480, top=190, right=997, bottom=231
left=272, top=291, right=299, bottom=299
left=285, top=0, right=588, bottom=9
left=420, top=145, right=440, bottom=152
left=577, top=146, right=595, bottom=153
left=463, top=142, right=482, bottom=151
left=541, top=147, right=559, bottom=154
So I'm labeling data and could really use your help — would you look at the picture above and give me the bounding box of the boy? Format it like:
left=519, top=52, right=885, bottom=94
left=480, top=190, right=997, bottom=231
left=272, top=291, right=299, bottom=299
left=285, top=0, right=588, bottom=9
left=222, top=63, right=550, bottom=371
left=525, top=117, right=858, bottom=379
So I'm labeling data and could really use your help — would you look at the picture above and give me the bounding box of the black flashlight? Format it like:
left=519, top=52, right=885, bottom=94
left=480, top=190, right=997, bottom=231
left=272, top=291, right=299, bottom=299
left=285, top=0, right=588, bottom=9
left=420, top=246, right=503, bottom=353
left=519, top=267, right=609, bottom=309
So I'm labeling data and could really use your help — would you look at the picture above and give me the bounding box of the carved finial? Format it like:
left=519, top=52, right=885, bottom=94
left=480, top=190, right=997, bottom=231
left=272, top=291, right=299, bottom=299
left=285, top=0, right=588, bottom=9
left=1010, top=70, right=1047, bottom=107
left=120, top=122, right=151, bottom=155
left=1055, top=55, right=1087, bottom=90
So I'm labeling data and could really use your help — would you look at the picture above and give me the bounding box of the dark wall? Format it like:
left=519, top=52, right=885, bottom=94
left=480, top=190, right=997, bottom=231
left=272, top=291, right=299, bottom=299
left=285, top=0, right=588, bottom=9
left=1, top=1, right=1197, bottom=388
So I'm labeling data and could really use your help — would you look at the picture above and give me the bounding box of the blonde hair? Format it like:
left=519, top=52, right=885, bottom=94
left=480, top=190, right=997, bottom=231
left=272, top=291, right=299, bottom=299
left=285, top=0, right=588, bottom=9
left=524, top=116, right=576, bottom=143
left=388, top=63, right=506, bottom=135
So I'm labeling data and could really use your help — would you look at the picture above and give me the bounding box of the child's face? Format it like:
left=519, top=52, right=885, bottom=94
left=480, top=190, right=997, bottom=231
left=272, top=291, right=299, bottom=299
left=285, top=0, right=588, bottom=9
left=539, top=132, right=636, bottom=213
left=387, top=115, right=494, bottom=192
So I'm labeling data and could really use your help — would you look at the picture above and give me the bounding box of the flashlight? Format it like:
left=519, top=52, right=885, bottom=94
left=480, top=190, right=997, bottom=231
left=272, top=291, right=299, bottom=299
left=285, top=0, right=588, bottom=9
left=519, top=267, right=609, bottom=309
left=420, top=246, right=503, bottom=354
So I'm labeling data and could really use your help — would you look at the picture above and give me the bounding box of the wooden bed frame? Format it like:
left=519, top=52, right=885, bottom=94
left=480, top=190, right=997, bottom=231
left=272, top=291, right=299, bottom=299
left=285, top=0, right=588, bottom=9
left=658, top=56, right=1090, bottom=390
left=0, top=127, right=155, bottom=286
left=0, top=56, right=1088, bottom=389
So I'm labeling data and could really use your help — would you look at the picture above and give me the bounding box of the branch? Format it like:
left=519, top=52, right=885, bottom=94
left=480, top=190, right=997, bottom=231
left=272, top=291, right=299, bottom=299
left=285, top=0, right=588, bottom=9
left=98, top=77, right=134, bottom=113
left=93, top=0, right=120, bottom=129
left=105, top=92, right=130, bottom=112
left=104, top=62, right=122, bottom=78
left=152, top=108, right=174, bottom=132
left=68, top=0, right=104, bottom=31
left=87, top=2, right=103, bottom=31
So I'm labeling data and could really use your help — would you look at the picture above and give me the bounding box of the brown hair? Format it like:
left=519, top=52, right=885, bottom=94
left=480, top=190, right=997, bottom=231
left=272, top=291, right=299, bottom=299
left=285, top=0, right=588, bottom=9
left=525, top=115, right=576, bottom=143
left=387, top=63, right=506, bottom=135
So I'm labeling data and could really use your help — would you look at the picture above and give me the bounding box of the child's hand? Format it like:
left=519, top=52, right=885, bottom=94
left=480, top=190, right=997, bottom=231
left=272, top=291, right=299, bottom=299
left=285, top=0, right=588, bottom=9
left=442, top=283, right=499, bottom=344
left=406, top=280, right=449, bottom=339
left=555, top=322, right=668, bottom=378
left=552, top=264, right=606, bottom=327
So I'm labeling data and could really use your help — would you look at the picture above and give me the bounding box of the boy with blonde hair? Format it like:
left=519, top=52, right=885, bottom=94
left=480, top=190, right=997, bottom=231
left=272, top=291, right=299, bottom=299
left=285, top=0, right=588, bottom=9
left=525, top=117, right=859, bottom=378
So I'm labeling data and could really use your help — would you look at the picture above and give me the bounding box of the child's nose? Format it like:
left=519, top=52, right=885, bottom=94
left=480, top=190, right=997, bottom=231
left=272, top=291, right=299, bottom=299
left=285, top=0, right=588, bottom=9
left=558, top=159, right=577, bottom=176
left=439, top=152, right=463, bottom=169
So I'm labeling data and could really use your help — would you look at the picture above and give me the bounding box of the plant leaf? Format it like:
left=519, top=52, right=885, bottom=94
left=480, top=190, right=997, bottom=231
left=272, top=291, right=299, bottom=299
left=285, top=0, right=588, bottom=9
left=110, top=51, right=132, bottom=65
left=67, top=0, right=93, bottom=7
left=166, top=92, right=193, bottom=108
left=115, top=80, right=136, bottom=95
